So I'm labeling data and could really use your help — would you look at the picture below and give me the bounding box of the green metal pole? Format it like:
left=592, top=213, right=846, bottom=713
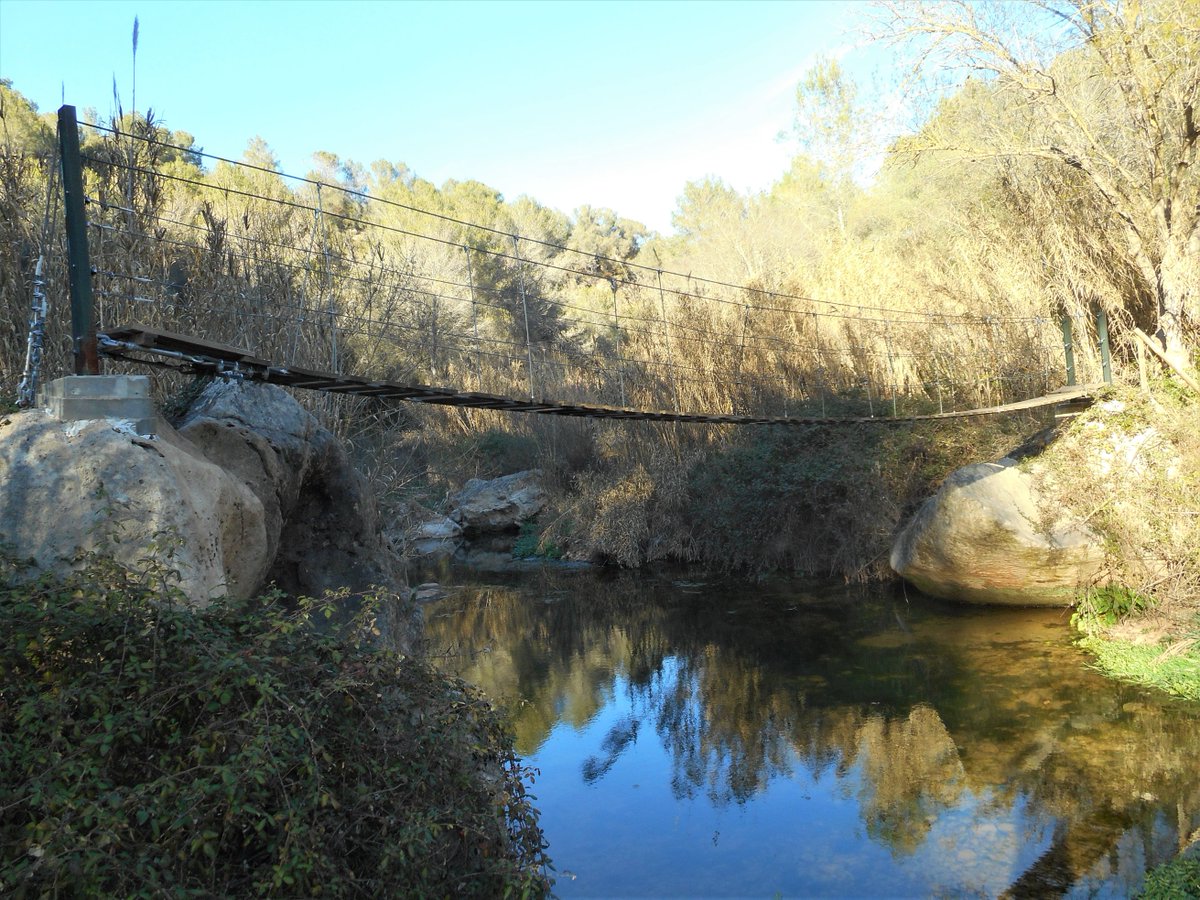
left=58, top=105, right=98, bottom=375
left=1095, top=306, right=1112, bottom=384
left=1060, top=315, right=1076, bottom=387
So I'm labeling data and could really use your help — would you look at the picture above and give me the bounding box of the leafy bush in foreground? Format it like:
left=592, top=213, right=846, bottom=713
left=1137, top=853, right=1200, bottom=899
left=0, top=551, right=549, bottom=897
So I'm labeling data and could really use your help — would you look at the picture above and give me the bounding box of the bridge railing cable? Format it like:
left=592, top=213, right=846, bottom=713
left=80, top=121, right=1055, bottom=325
left=50, top=119, right=1081, bottom=422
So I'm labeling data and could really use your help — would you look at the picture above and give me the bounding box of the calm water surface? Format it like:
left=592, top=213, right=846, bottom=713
left=422, top=567, right=1200, bottom=898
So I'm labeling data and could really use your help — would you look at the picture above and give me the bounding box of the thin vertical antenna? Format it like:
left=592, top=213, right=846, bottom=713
left=126, top=17, right=140, bottom=276
left=131, top=17, right=139, bottom=121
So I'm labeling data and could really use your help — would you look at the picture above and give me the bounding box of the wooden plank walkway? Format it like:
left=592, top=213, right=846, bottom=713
left=99, top=326, right=1105, bottom=426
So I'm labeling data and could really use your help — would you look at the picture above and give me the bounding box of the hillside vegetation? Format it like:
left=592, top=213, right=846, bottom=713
left=1, top=2, right=1196, bottom=649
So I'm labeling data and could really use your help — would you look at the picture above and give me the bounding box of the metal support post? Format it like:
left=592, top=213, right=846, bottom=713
left=884, top=329, right=898, bottom=417
left=58, top=105, right=99, bottom=375
left=736, top=303, right=749, bottom=374
left=609, top=280, right=626, bottom=407
left=732, top=303, right=749, bottom=414
left=463, top=246, right=483, bottom=386
left=1060, top=315, right=1076, bottom=387
left=315, top=184, right=338, bottom=375
left=1136, top=338, right=1149, bottom=392
left=1095, top=306, right=1112, bottom=384
left=511, top=233, right=536, bottom=401
left=656, top=271, right=680, bottom=413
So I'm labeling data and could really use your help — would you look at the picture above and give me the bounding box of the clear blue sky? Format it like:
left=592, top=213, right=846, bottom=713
left=1, top=0, right=877, bottom=232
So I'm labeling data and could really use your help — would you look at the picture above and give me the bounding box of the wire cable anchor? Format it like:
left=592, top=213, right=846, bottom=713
left=17, top=256, right=50, bottom=408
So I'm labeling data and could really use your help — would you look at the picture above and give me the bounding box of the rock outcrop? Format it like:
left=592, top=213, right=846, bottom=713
left=890, top=459, right=1106, bottom=606
left=0, top=411, right=269, bottom=603
left=448, top=469, right=547, bottom=532
left=178, top=382, right=401, bottom=599
left=0, top=382, right=405, bottom=612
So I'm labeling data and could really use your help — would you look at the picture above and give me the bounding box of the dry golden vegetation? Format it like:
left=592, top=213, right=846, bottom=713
left=1, top=0, right=1196, bottom=592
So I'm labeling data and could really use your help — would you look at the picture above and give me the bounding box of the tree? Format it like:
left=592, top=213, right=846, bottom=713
left=876, top=0, right=1200, bottom=371
left=566, top=205, right=647, bottom=282
left=667, top=177, right=773, bottom=281
left=788, top=57, right=871, bottom=206
left=0, top=80, right=54, bottom=154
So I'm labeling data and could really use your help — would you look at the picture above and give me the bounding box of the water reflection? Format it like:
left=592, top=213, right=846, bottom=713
left=424, top=569, right=1200, bottom=897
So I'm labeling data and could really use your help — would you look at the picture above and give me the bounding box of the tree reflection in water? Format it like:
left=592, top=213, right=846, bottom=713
left=423, top=568, right=1200, bottom=896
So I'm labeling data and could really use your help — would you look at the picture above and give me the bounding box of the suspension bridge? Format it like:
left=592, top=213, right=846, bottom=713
left=16, top=107, right=1113, bottom=426
left=93, top=325, right=1104, bottom=426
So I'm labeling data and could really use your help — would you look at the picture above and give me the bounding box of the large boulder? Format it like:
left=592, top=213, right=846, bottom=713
left=449, top=469, right=547, bottom=532
left=1, top=384, right=413, bottom=647
left=178, top=382, right=401, bottom=599
left=890, top=460, right=1106, bottom=606
left=0, top=410, right=269, bottom=603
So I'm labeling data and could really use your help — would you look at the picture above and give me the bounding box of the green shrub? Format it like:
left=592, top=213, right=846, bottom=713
left=0, top=551, right=549, bottom=897
left=1076, top=584, right=1152, bottom=629
left=512, top=522, right=563, bottom=560
left=1137, top=854, right=1200, bottom=899
left=682, top=418, right=1030, bottom=578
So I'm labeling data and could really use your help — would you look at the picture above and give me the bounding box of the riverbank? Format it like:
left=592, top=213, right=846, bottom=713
left=1047, top=383, right=1200, bottom=703
left=1074, top=625, right=1200, bottom=703
left=394, top=379, right=1200, bottom=705
left=0, top=551, right=550, bottom=897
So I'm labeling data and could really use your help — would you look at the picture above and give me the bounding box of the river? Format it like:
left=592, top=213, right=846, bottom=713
left=421, top=566, right=1200, bottom=898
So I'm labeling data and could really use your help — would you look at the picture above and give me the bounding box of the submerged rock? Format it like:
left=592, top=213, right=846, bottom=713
left=890, top=460, right=1105, bottom=606
left=409, top=514, right=464, bottom=558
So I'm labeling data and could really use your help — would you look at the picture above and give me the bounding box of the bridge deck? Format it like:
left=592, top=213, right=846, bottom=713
left=98, top=326, right=1105, bottom=426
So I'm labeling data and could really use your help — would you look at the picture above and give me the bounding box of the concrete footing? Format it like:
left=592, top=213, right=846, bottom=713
left=40, top=375, right=156, bottom=436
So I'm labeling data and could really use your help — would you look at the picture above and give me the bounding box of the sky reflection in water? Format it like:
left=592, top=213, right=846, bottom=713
left=423, top=569, right=1200, bottom=898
